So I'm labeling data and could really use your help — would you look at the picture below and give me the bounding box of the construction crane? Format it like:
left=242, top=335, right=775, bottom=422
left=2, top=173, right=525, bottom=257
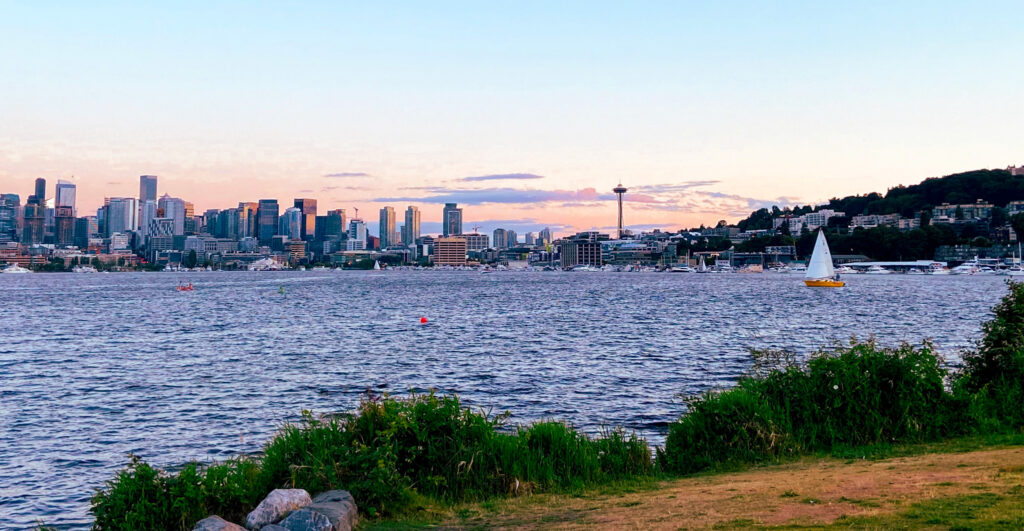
left=472, top=225, right=481, bottom=233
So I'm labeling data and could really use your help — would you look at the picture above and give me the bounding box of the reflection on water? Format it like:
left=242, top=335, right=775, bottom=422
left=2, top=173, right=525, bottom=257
left=0, top=271, right=1006, bottom=527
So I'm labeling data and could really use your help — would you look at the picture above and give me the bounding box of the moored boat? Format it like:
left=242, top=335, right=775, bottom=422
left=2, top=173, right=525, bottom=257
left=1, top=263, right=31, bottom=274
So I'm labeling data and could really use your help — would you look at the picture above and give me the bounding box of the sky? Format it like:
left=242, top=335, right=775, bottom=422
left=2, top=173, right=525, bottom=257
left=1, top=1, right=1022, bottom=237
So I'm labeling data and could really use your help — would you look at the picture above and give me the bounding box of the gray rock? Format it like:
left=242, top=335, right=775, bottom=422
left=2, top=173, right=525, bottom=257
left=276, top=491, right=357, bottom=531
left=259, top=526, right=290, bottom=531
left=276, top=508, right=332, bottom=531
left=193, top=515, right=246, bottom=531
left=245, top=488, right=313, bottom=529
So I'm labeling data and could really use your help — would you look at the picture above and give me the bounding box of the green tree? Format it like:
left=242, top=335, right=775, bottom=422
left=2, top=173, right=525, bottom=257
left=184, top=250, right=198, bottom=268
left=1010, top=214, right=1024, bottom=243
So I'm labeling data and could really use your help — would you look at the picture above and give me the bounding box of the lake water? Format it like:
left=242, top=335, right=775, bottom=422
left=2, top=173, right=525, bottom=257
left=0, top=271, right=1008, bottom=527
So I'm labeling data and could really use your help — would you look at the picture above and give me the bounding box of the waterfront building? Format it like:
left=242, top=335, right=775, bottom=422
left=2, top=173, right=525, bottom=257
left=256, top=199, right=279, bottom=244
left=560, top=239, right=603, bottom=268
left=109, top=232, right=132, bottom=253
left=237, top=202, right=258, bottom=238
left=157, top=194, right=186, bottom=235
left=0, top=194, right=19, bottom=243
left=54, top=205, right=75, bottom=246
left=460, top=233, right=489, bottom=251
left=493, top=228, right=508, bottom=249
left=434, top=237, right=468, bottom=265
left=104, top=197, right=138, bottom=236
left=293, top=198, right=317, bottom=240
left=379, top=206, right=397, bottom=248
left=287, top=240, right=306, bottom=263
left=402, top=206, right=420, bottom=246
left=279, top=207, right=302, bottom=240
left=442, top=203, right=462, bottom=237
left=55, top=180, right=76, bottom=216
left=139, top=175, right=158, bottom=202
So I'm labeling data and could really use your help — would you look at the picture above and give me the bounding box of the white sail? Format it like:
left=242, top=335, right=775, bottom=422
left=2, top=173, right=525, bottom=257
left=698, top=256, right=707, bottom=272
left=805, top=230, right=835, bottom=280
left=373, top=260, right=381, bottom=270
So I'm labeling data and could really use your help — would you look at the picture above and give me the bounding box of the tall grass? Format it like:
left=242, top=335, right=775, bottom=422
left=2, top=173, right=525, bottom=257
left=91, top=393, right=651, bottom=530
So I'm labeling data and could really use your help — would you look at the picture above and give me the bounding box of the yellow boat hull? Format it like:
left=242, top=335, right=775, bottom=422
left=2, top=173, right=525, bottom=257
left=805, top=279, right=845, bottom=288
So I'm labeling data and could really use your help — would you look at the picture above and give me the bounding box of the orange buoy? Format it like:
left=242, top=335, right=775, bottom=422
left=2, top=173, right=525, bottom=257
left=420, top=317, right=428, bottom=323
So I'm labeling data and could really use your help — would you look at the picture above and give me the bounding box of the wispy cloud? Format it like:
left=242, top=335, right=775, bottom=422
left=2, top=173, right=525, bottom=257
left=324, top=172, right=371, bottom=178
left=375, top=187, right=603, bottom=205
left=459, top=173, right=544, bottom=182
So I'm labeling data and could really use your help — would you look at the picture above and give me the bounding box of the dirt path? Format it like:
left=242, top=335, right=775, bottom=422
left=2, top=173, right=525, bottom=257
left=439, top=447, right=1024, bottom=529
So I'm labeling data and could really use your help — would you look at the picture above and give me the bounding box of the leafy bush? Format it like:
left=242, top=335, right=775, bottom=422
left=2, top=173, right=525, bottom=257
left=959, top=280, right=1024, bottom=425
left=662, top=340, right=960, bottom=474
left=92, top=393, right=651, bottom=530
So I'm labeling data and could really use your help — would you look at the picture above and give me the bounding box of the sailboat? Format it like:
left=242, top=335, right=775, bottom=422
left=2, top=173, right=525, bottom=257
left=696, top=255, right=709, bottom=273
left=373, top=260, right=381, bottom=271
left=804, top=230, right=844, bottom=287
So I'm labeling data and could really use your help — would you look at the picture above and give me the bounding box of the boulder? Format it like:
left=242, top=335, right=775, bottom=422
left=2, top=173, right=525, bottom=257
left=245, top=488, right=313, bottom=529
left=193, top=515, right=246, bottom=531
left=259, top=526, right=290, bottom=531
left=276, top=490, right=357, bottom=531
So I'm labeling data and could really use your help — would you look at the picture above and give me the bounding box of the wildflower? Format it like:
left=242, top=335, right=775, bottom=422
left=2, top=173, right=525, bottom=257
left=833, top=385, right=839, bottom=390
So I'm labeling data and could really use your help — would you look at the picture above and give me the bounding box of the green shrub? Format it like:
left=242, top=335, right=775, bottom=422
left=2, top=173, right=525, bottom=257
left=959, top=280, right=1024, bottom=425
left=662, top=340, right=960, bottom=474
left=91, top=393, right=651, bottom=530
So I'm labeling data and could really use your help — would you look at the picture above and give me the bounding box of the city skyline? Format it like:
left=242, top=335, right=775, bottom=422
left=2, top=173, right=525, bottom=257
left=2, top=3, right=1022, bottom=234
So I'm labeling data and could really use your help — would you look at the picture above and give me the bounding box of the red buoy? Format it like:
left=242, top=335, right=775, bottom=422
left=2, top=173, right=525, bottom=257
left=420, top=317, right=428, bottom=323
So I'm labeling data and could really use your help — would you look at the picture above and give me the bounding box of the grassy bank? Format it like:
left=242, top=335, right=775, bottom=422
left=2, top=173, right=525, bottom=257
left=91, top=282, right=1024, bottom=530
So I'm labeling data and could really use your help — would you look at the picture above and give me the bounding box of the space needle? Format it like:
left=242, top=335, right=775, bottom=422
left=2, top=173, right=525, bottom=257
left=613, top=182, right=628, bottom=239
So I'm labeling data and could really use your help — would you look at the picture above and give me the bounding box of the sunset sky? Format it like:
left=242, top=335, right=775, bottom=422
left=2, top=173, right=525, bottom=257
left=2, top=2, right=1022, bottom=236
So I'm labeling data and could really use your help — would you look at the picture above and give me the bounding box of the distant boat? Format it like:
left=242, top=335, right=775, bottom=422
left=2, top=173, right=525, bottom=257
left=373, top=260, right=381, bottom=271
left=804, top=230, right=844, bottom=287
left=669, top=265, right=694, bottom=273
left=72, top=265, right=97, bottom=273
left=864, top=265, right=893, bottom=275
left=176, top=282, right=194, bottom=292
left=1, top=263, right=31, bottom=274
left=696, top=256, right=709, bottom=273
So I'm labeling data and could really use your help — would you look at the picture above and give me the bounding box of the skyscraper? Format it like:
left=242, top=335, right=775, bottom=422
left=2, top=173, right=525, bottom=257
left=139, top=175, right=158, bottom=202
left=237, top=202, right=258, bottom=238
left=442, top=203, right=462, bottom=237
left=217, top=209, right=238, bottom=239
left=105, top=198, right=139, bottom=236
left=539, top=227, right=552, bottom=245
left=32, top=178, right=46, bottom=205
left=401, top=206, right=420, bottom=246
left=22, top=202, right=45, bottom=244
left=139, top=200, right=157, bottom=239
left=256, top=199, right=279, bottom=244
left=55, top=180, right=76, bottom=215
left=379, top=206, right=397, bottom=248
left=293, top=198, right=317, bottom=240
left=347, top=218, right=367, bottom=250
left=507, top=229, right=518, bottom=247
left=493, top=228, right=508, bottom=249
left=54, top=205, right=75, bottom=246
left=0, top=194, right=20, bottom=242
left=157, top=194, right=186, bottom=235
left=279, top=207, right=303, bottom=240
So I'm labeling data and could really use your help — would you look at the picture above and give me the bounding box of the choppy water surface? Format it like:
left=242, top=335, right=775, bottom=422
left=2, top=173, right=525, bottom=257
left=0, top=271, right=1008, bottom=527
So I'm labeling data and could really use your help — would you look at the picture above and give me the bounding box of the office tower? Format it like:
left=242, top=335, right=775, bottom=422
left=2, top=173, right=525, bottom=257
left=74, top=217, right=93, bottom=249
left=434, top=237, right=468, bottom=265
left=139, top=175, right=158, bottom=202
left=315, top=210, right=345, bottom=240
left=525, top=232, right=536, bottom=246
left=293, top=198, right=317, bottom=240
left=217, top=208, right=238, bottom=239
left=21, top=203, right=44, bottom=244
left=442, top=203, right=462, bottom=236
left=507, top=229, right=518, bottom=247
left=0, top=194, right=19, bottom=242
left=347, top=218, right=367, bottom=250
left=330, top=209, right=346, bottom=232
left=256, top=199, right=279, bottom=244
left=462, top=233, right=489, bottom=251
left=379, top=206, right=397, bottom=248
left=203, top=209, right=220, bottom=235
left=493, top=228, right=507, bottom=249
left=539, top=227, right=552, bottom=245
left=402, top=206, right=420, bottom=246
left=158, top=194, right=186, bottom=235
left=32, top=178, right=45, bottom=204
left=138, top=200, right=157, bottom=239
left=105, top=198, right=139, bottom=236
left=55, top=180, right=76, bottom=215
left=54, top=206, right=75, bottom=246
left=279, top=207, right=302, bottom=240
left=183, top=202, right=196, bottom=234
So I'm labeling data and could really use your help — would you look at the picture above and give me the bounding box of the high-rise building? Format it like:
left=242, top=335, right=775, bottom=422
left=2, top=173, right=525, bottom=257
left=217, top=209, right=238, bottom=239
left=237, top=202, right=258, bottom=238
left=257, top=199, right=279, bottom=244
left=203, top=209, right=220, bottom=235
left=348, top=218, right=367, bottom=242
left=139, top=200, right=158, bottom=238
left=434, top=237, right=468, bottom=265
left=139, top=175, right=158, bottom=202
left=21, top=203, right=45, bottom=244
left=279, top=207, right=303, bottom=240
left=560, top=240, right=603, bottom=269
left=507, top=229, right=518, bottom=247
left=293, top=199, right=317, bottom=240
left=74, top=217, right=94, bottom=249
left=54, top=206, right=75, bottom=246
left=55, top=180, right=76, bottom=215
left=539, top=227, right=552, bottom=245
left=493, top=228, right=508, bottom=249
left=183, top=201, right=196, bottom=235
left=402, top=206, right=420, bottom=246
left=442, top=203, right=462, bottom=237
left=0, top=194, right=19, bottom=242
left=32, top=178, right=46, bottom=205
left=316, top=209, right=345, bottom=240
left=379, top=206, right=397, bottom=248
left=525, top=232, right=536, bottom=246
left=105, top=198, right=139, bottom=236
left=158, top=194, right=186, bottom=235
left=461, top=233, right=489, bottom=251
